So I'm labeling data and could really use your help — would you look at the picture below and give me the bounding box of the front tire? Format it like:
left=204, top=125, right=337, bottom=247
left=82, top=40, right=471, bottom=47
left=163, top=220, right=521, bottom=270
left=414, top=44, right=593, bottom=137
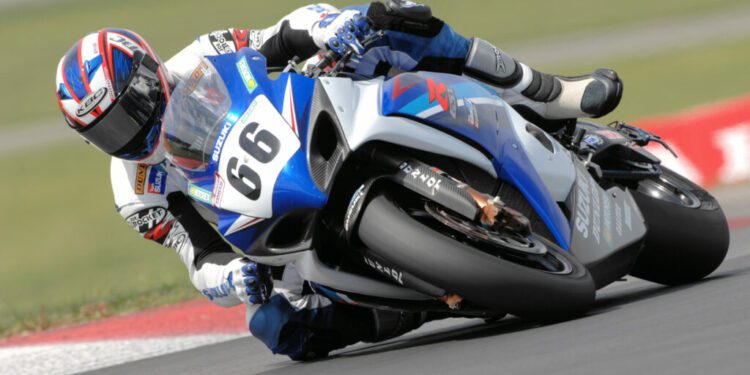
left=357, top=191, right=596, bottom=321
left=629, top=167, right=730, bottom=285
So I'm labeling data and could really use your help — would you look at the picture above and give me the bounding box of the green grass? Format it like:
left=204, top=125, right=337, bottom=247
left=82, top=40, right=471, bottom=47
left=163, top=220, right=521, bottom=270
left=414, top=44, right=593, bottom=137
left=3, top=0, right=750, bottom=338
left=0, top=142, right=195, bottom=337
left=556, top=37, right=750, bottom=123
left=1, top=0, right=749, bottom=126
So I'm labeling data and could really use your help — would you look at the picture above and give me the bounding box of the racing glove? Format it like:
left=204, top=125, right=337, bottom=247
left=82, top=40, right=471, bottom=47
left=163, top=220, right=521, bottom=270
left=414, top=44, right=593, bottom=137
left=318, top=10, right=371, bottom=55
left=230, top=260, right=273, bottom=304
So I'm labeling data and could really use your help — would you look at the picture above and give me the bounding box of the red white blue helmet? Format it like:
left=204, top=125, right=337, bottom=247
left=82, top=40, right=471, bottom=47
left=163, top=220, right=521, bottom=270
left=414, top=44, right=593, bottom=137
left=55, top=28, right=170, bottom=162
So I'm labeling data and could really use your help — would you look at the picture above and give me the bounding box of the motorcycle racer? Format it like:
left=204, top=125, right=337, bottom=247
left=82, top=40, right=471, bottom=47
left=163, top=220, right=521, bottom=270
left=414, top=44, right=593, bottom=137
left=55, top=1, right=622, bottom=360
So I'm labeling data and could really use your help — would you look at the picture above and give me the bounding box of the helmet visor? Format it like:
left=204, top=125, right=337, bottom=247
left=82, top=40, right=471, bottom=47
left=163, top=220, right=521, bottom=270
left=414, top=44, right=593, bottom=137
left=81, top=52, right=164, bottom=156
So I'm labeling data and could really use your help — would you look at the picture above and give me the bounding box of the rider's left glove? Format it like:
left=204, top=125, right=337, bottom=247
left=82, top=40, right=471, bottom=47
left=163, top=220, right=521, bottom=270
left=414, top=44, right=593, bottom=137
left=230, top=260, right=273, bottom=305
left=319, top=10, right=371, bottom=56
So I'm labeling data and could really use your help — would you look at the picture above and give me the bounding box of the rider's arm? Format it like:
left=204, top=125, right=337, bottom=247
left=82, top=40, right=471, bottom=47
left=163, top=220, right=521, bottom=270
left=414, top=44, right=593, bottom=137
left=165, top=3, right=340, bottom=79
left=110, top=158, right=246, bottom=308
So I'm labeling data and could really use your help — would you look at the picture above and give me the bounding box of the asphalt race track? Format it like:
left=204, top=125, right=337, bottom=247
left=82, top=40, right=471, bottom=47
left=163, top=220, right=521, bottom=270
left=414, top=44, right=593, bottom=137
left=92, top=185, right=750, bottom=375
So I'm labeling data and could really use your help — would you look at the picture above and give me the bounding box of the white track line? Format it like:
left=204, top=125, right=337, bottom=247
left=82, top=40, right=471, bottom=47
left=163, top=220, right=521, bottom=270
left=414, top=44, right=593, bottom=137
left=0, top=334, right=244, bottom=375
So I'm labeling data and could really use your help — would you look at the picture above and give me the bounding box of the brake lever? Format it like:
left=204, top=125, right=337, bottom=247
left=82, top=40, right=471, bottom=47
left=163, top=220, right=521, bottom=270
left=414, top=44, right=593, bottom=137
left=609, top=121, right=678, bottom=158
left=304, top=30, right=386, bottom=78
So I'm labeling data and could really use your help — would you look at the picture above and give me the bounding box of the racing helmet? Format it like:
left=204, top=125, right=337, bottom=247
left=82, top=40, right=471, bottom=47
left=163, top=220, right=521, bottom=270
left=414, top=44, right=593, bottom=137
left=55, top=28, right=170, bottom=163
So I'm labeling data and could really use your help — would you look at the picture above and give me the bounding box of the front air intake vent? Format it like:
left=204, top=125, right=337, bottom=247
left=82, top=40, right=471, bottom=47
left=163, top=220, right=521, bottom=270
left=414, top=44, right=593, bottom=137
left=309, top=111, right=347, bottom=192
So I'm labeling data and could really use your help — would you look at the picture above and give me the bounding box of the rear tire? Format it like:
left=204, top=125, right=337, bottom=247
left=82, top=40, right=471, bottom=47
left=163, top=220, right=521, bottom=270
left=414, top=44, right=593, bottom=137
left=357, top=191, right=596, bottom=321
left=629, top=167, right=729, bottom=286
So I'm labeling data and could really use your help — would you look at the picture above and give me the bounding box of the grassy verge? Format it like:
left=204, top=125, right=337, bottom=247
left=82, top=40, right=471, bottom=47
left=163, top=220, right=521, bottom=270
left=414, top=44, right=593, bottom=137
left=0, top=142, right=195, bottom=337
left=2, top=0, right=749, bottom=126
left=554, top=36, right=750, bottom=123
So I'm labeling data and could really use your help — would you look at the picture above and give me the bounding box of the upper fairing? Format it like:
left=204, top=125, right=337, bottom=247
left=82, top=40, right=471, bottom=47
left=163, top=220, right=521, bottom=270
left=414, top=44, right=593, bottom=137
left=167, top=49, right=325, bottom=252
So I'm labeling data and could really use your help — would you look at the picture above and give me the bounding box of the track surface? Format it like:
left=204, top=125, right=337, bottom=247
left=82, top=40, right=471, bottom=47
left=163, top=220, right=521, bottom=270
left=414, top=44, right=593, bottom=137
left=92, top=185, right=750, bottom=375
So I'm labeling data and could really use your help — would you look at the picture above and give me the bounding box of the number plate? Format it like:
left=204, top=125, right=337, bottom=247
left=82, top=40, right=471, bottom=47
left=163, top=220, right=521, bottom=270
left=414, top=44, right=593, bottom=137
left=216, top=95, right=301, bottom=218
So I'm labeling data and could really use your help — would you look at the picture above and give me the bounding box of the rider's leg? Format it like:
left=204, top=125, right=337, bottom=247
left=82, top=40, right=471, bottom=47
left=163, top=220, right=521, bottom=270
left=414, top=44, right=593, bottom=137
left=246, top=264, right=429, bottom=360
left=463, top=38, right=623, bottom=122
left=364, top=2, right=623, bottom=122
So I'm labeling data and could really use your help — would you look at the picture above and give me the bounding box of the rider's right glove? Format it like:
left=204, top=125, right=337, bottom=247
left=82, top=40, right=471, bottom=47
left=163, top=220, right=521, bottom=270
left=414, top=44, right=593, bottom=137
left=320, top=10, right=371, bottom=56
left=231, top=260, right=273, bottom=304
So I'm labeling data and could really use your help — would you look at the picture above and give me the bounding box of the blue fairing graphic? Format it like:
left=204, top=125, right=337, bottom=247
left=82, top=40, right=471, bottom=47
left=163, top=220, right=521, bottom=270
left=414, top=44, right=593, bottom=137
left=180, top=49, right=327, bottom=252
left=382, top=72, right=572, bottom=249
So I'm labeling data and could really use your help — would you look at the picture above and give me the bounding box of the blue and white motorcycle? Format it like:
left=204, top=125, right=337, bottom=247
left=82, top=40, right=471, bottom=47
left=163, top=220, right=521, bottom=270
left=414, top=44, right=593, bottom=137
left=162, top=44, right=730, bottom=320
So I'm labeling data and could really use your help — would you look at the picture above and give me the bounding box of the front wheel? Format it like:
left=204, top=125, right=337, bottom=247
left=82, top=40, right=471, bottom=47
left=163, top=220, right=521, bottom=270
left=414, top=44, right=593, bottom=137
left=357, top=191, right=596, bottom=321
left=629, top=167, right=730, bottom=285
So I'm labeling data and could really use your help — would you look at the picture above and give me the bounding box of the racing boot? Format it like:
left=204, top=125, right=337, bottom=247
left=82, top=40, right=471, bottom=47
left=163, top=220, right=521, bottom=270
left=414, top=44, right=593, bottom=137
left=463, top=38, right=623, bottom=127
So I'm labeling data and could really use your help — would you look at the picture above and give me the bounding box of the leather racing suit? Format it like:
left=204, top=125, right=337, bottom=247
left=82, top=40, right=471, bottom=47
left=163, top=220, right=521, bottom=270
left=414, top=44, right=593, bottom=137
left=113, top=2, right=621, bottom=360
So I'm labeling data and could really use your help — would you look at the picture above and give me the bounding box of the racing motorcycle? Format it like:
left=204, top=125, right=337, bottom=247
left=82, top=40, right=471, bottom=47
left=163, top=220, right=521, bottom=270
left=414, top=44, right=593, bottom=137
left=162, top=37, right=730, bottom=320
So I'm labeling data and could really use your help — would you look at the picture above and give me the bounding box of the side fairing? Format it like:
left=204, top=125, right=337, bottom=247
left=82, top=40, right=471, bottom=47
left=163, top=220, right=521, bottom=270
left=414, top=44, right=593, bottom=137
left=175, top=49, right=326, bottom=252
left=381, top=72, right=574, bottom=248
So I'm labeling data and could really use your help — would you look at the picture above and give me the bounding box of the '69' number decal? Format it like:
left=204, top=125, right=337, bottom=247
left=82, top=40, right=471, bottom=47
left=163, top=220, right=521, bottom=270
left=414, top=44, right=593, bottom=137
left=218, top=95, right=300, bottom=218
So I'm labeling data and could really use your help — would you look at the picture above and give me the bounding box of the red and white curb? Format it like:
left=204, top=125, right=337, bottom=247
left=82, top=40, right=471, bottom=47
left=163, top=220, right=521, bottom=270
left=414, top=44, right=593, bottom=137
left=0, top=300, right=248, bottom=375
left=637, top=94, right=750, bottom=188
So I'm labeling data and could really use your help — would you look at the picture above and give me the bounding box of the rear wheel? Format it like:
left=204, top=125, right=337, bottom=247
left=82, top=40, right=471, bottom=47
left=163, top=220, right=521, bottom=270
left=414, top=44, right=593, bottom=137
left=629, top=167, right=729, bottom=285
left=357, top=191, right=596, bottom=321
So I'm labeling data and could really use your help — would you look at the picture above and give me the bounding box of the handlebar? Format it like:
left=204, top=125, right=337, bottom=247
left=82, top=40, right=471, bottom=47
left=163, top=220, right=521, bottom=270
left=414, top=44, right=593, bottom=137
left=289, top=30, right=385, bottom=78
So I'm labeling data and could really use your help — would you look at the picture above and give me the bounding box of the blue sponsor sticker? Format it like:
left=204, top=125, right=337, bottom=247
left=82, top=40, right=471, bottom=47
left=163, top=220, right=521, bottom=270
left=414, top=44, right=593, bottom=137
left=147, top=165, right=167, bottom=194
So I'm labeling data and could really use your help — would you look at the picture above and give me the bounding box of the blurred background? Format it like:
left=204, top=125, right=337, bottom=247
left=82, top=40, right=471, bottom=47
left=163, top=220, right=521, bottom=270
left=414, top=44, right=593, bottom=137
left=1, top=0, right=750, bottom=338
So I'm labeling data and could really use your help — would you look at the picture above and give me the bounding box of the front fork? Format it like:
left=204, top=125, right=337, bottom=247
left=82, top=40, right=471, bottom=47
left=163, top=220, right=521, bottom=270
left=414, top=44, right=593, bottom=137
left=344, top=154, right=533, bottom=309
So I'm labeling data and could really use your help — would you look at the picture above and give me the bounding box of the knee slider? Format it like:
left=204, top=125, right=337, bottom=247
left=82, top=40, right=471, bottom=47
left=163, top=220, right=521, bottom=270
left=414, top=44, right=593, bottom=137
left=464, top=38, right=522, bottom=87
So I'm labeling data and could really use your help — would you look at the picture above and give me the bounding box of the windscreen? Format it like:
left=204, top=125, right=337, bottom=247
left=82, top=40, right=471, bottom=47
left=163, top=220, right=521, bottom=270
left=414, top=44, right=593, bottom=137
left=163, top=58, right=231, bottom=171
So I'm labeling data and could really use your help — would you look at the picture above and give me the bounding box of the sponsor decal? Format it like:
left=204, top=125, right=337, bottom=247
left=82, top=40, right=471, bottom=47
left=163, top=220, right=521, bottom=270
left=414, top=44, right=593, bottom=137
left=145, top=214, right=174, bottom=244
left=147, top=165, right=167, bottom=195
left=574, top=166, right=603, bottom=245
left=208, top=30, right=235, bottom=54
left=591, top=178, right=602, bottom=244
left=75, top=87, right=107, bottom=117
left=236, top=98, right=260, bottom=127
left=465, top=100, right=480, bottom=130
left=202, top=278, right=233, bottom=301
left=319, top=13, right=338, bottom=27
left=307, top=4, right=329, bottom=12
left=109, top=35, right=141, bottom=53
left=236, top=57, right=258, bottom=95
left=614, top=203, right=624, bottom=237
left=134, top=164, right=148, bottom=194
left=181, top=61, right=209, bottom=96
left=212, top=173, right=226, bottom=207
left=363, top=257, right=404, bottom=285
left=344, top=184, right=367, bottom=232
left=623, top=201, right=633, bottom=231
left=390, top=74, right=420, bottom=101
left=574, top=167, right=590, bottom=239
left=601, top=190, right=613, bottom=246
left=232, top=28, right=250, bottom=49
left=399, top=162, right=442, bottom=195
left=164, top=221, right=188, bottom=252
left=211, top=120, right=234, bottom=162
left=248, top=30, right=263, bottom=49
left=188, top=183, right=212, bottom=204
left=427, top=78, right=457, bottom=118
left=126, top=207, right=167, bottom=234
left=492, top=47, right=507, bottom=74
left=583, top=134, right=604, bottom=147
